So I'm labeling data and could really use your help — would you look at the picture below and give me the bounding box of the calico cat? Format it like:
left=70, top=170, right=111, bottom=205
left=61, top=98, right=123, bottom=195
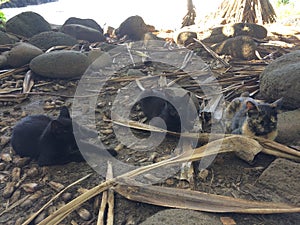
left=225, top=93, right=282, bottom=140
left=11, top=106, right=101, bottom=166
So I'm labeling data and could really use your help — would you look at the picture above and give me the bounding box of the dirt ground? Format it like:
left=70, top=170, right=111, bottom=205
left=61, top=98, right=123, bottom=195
left=0, top=28, right=300, bottom=225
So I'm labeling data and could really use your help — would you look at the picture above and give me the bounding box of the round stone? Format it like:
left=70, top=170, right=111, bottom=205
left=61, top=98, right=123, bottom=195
left=29, top=50, right=89, bottom=78
left=260, top=50, right=300, bottom=109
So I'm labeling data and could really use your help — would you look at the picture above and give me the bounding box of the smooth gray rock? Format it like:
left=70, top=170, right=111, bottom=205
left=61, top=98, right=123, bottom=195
left=29, top=50, right=89, bottom=78
left=277, top=109, right=300, bottom=145
left=5, top=42, right=43, bottom=67
left=62, top=17, right=103, bottom=33
left=29, top=31, right=78, bottom=50
left=88, top=51, right=112, bottom=70
left=87, top=49, right=103, bottom=64
left=260, top=50, right=300, bottom=109
left=116, top=15, right=148, bottom=40
left=6, top=11, right=51, bottom=38
left=258, top=158, right=300, bottom=205
left=0, top=31, right=15, bottom=45
left=140, top=209, right=222, bottom=225
left=61, top=24, right=105, bottom=42
left=0, top=55, right=7, bottom=68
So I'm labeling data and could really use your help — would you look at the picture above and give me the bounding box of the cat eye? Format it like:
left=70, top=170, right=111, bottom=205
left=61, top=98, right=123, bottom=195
left=247, top=110, right=259, bottom=118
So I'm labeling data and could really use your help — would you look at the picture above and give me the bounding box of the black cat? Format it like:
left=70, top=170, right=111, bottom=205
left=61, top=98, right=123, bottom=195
left=225, top=93, right=282, bottom=140
left=11, top=106, right=113, bottom=166
left=137, top=88, right=199, bottom=132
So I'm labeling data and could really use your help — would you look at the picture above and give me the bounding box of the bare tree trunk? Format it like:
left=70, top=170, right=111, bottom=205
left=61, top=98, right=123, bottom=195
left=181, top=0, right=196, bottom=28
left=210, top=0, right=276, bottom=24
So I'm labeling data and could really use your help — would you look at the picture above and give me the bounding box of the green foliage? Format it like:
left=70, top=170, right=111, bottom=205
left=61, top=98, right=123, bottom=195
left=0, top=0, right=9, bottom=28
left=0, top=11, right=5, bottom=27
left=0, top=13, right=5, bottom=31
left=0, top=11, right=5, bottom=20
left=277, top=0, right=290, bottom=5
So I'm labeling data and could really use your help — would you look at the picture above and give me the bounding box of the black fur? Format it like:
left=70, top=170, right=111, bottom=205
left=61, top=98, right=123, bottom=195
left=11, top=106, right=106, bottom=166
left=137, top=88, right=199, bottom=132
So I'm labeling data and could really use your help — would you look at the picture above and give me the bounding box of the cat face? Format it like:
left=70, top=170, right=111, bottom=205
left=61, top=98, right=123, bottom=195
left=246, top=98, right=282, bottom=136
left=50, top=107, right=98, bottom=144
left=49, top=106, right=74, bottom=141
left=247, top=105, right=278, bottom=135
left=138, top=88, right=199, bottom=132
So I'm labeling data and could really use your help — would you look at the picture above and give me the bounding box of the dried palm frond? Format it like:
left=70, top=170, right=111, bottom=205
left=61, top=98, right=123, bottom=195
left=34, top=135, right=300, bottom=225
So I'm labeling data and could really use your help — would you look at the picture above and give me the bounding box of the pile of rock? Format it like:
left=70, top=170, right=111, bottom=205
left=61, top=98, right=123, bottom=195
left=1, top=12, right=299, bottom=142
left=0, top=12, right=153, bottom=78
left=0, top=11, right=273, bottom=77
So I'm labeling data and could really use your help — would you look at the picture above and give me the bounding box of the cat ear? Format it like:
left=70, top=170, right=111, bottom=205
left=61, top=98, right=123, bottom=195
left=59, top=106, right=71, bottom=119
left=270, top=98, right=283, bottom=109
left=245, top=100, right=257, bottom=111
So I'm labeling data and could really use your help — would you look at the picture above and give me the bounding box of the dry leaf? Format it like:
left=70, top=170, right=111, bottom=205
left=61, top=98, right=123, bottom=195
left=23, top=70, right=34, bottom=93
left=220, top=216, right=236, bottom=225
left=114, top=178, right=300, bottom=214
